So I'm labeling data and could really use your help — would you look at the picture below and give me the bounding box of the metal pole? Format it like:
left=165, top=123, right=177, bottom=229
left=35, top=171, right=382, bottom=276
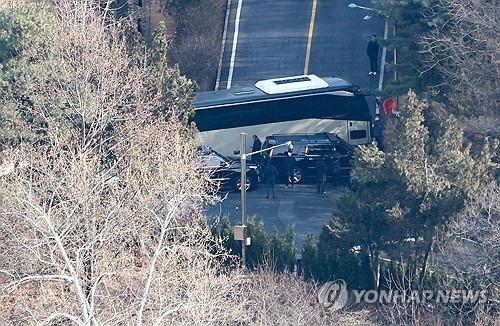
left=236, top=138, right=291, bottom=270
left=393, top=22, right=397, bottom=84
left=240, top=133, right=247, bottom=269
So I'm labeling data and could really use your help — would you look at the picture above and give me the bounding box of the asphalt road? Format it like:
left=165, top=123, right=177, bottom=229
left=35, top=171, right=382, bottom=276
left=208, top=0, right=385, bottom=250
left=217, top=0, right=385, bottom=91
left=205, top=181, right=348, bottom=250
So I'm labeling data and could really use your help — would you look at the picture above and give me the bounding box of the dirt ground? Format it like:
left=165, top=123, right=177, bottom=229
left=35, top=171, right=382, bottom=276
left=149, top=0, right=174, bottom=38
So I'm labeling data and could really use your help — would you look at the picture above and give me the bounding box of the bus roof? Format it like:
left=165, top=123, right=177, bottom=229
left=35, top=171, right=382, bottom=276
left=194, top=75, right=362, bottom=109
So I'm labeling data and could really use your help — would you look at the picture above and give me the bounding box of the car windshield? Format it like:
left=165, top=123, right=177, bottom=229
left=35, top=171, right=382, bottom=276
left=199, top=154, right=226, bottom=168
left=197, top=147, right=233, bottom=166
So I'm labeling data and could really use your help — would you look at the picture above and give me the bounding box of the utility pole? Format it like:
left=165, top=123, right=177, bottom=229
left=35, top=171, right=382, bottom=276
left=240, top=133, right=247, bottom=269
left=236, top=134, right=292, bottom=270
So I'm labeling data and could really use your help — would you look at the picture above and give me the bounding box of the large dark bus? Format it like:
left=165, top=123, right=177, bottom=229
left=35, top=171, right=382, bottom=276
left=192, top=74, right=372, bottom=156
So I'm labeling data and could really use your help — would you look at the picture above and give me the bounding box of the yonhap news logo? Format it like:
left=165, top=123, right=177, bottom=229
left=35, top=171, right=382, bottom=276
left=318, top=279, right=491, bottom=311
left=317, top=280, right=349, bottom=311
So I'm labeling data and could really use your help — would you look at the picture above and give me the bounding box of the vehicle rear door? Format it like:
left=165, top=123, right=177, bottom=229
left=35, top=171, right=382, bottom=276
left=335, top=144, right=354, bottom=172
left=304, top=144, right=329, bottom=175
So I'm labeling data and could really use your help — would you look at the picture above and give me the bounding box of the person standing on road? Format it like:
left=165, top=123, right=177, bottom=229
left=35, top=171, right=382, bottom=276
left=315, top=156, right=327, bottom=194
left=264, top=159, right=278, bottom=199
left=251, top=135, right=262, bottom=162
left=284, top=151, right=296, bottom=188
left=367, top=35, right=379, bottom=75
left=327, top=146, right=341, bottom=183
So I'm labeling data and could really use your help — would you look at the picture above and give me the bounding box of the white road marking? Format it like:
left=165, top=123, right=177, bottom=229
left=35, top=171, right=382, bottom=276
left=227, top=0, right=244, bottom=89
left=378, top=19, right=389, bottom=91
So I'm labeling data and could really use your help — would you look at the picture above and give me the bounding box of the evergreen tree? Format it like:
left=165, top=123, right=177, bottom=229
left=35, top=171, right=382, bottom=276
left=245, top=217, right=270, bottom=269
left=269, top=226, right=297, bottom=272
left=0, top=3, right=56, bottom=149
left=301, top=221, right=373, bottom=288
left=311, top=90, right=497, bottom=289
left=149, top=22, right=197, bottom=123
left=216, top=215, right=239, bottom=256
left=301, top=234, right=319, bottom=280
left=391, top=91, right=495, bottom=285
left=372, top=0, right=446, bottom=99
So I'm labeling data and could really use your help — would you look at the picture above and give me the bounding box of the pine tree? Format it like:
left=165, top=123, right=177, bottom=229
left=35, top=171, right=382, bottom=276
left=314, top=90, right=497, bottom=289
left=389, top=91, right=496, bottom=285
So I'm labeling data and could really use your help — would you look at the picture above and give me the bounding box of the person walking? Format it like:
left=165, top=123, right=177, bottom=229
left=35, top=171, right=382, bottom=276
left=284, top=151, right=296, bottom=188
left=263, top=159, right=278, bottom=199
left=315, top=156, right=327, bottom=194
left=366, top=35, right=379, bottom=75
left=251, top=135, right=262, bottom=162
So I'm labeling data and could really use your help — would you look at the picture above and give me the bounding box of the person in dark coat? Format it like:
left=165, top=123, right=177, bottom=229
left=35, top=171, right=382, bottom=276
left=372, top=114, right=383, bottom=150
left=327, top=146, right=341, bottom=175
left=263, top=159, right=278, bottom=199
left=284, top=151, right=296, bottom=188
left=366, top=35, right=379, bottom=75
left=315, top=156, right=327, bottom=194
left=251, top=135, right=262, bottom=162
left=137, top=18, right=143, bottom=35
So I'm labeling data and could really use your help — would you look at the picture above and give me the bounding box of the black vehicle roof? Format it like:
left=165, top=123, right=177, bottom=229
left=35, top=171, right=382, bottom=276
left=194, top=76, right=361, bottom=109
left=265, top=132, right=354, bottom=150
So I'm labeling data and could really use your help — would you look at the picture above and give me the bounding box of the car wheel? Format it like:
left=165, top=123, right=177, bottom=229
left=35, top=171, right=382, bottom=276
left=236, top=176, right=252, bottom=191
left=288, top=167, right=302, bottom=184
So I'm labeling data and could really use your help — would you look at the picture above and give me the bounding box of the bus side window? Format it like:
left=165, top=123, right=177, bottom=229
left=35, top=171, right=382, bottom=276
left=314, top=95, right=347, bottom=119
left=205, top=107, right=240, bottom=130
left=245, top=102, right=275, bottom=126
left=349, top=130, right=367, bottom=140
left=279, top=97, right=310, bottom=121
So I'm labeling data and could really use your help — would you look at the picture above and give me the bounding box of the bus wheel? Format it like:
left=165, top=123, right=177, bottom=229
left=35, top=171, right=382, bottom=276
left=289, top=167, right=302, bottom=184
left=236, top=177, right=251, bottom=191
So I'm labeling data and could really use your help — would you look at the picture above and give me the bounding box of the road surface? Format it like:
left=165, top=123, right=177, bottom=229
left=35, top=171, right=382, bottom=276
left=206, top=0, right=386, bottom=250
left=216, top=0, right=385, bottom=91
left=205, top=182, right=348, bottom=249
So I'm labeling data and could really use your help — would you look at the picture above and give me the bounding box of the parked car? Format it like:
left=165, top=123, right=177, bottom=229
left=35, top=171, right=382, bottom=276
left=261, top=133, right=355, bottom=183
left=197, top=146, right=260, bottom=191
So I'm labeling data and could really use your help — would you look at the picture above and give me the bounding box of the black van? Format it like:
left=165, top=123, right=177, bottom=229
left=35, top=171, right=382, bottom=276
left=261, top=133, right=355, bottom=183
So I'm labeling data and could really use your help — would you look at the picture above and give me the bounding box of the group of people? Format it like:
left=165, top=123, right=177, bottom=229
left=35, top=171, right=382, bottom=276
left=314, top=146, right=341, bottom=194
left=262, top=149, right=299, bottom=199
left=251, top=135, right=279, bottom=199
left=247, top=35, right=381, bottom=199
left=251, top=136, right=272, bottom=198
left=252, top=135, right=297, bottom=199
left=251, top=135, right=341, bottom=199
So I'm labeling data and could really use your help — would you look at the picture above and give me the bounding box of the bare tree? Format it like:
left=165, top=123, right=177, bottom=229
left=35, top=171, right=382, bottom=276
left=0, top=1, right=237, bottom=324
left=0, top=2, right=350, bottom=325
left=165, top=0, right=226, bottom=91
left=420, top=0, right=499, bottom=136
left=241, top=265, right=327, bottom=324
left=443, top=181, right=500, bottom=289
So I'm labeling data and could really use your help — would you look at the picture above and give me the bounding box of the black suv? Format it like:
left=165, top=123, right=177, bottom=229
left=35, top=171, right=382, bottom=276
left=197, top=146, right=260, bottom=191
left=261, top=133, right=355, bottom=183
